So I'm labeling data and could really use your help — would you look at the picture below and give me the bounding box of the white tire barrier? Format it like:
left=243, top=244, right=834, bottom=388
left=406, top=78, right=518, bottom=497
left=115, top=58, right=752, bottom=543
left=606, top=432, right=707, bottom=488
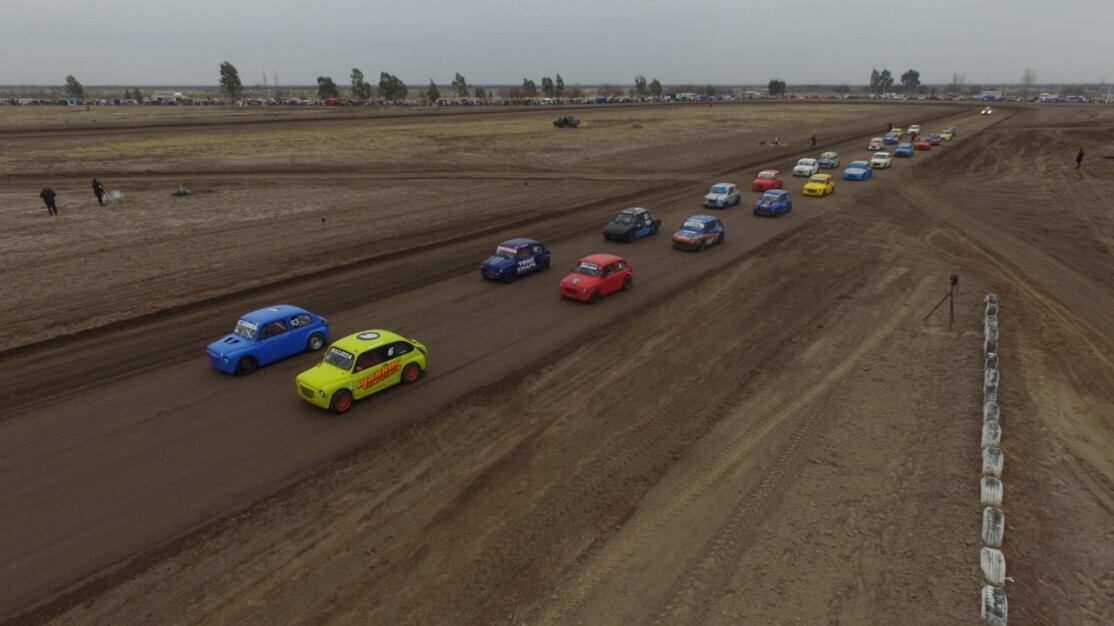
left=985, top=353, right=998, bottom=370
left=982, top=446, right=1004, bottom=477
left=983, top=401, right=1000, bottom=424
left=982, top=422, right=1002, bottom=448
left=982, top=507, right=1005, bottom=548
left=984, top=368, right=999, bottom=404
left=980, top=476, right=1003, bottom=507
left=980, top=547, right=1007, bottom=586
left=981, top=584, right=1009, bottom=626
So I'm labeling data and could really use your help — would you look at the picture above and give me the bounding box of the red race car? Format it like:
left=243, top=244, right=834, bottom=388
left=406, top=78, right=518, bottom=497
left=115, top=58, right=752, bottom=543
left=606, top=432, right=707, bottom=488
left=914, top=139, right=932, bottom=151
left=559, top=254, right=633, bottom=303
left=751, top=169, right=783, bottom=192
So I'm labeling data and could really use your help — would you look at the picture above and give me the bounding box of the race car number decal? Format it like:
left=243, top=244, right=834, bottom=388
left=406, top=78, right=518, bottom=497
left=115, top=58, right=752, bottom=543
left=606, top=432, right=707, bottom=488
left=356, top=359, right=401, bottom=390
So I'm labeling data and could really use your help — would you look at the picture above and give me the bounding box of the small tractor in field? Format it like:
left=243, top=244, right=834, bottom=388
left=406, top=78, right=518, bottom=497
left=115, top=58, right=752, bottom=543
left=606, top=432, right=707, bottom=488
left=553, top=116, right=581, bottom=129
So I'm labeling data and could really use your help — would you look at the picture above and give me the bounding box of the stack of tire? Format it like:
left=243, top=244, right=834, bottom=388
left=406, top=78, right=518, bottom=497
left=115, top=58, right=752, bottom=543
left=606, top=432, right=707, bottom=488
left=980, top=293, right=1007, bottom=625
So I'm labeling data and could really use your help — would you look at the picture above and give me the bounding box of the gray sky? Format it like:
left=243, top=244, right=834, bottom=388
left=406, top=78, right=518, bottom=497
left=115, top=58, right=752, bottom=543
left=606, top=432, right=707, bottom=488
left=1, top=0, right=1110, bottom=86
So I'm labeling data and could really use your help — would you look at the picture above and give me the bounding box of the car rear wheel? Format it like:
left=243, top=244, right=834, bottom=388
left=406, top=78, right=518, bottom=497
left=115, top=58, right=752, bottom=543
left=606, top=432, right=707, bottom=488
left=718, top=233, right=725, bottom=245
left=622, top=275, right=633, bottom=291
left=540, top=258, right=550, bottom=271
left=505, top=269, right=517, bottom=283
left=235, top=356, right=258, bottom=376
left=307, top=333, right=326, bottom=351
left=401, top=362, right=422, bottom=384
left=625, top=231, right=635, bottom=243
left=589, top=291, right=601, bottom=304
left=330, top=390, right=354, bottom=414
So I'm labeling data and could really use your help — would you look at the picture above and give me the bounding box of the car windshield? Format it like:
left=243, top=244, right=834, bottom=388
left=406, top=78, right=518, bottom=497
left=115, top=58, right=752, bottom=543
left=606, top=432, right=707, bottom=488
left=233, top=319, right=258, bottom=340
left=810, top=176, right=827, bottom=183
left=574, top=261, right=602, bottom=276
left=850, top=161, right=868, bottom=168
left=613, top=213, right=635, bottom=224
left=682, top=220, right=706, bottom=231
left=821, top=153, right=837, bottom=159
left=324, top=346, right=355, bottom=370
left=710, top=185, right=729, bottom=194
left=757, top=171, right=775, bottom=179
left=874, top=153, right=889, bottom=158
left=798, top=159, right=815, bottom=166
left=762, top=192, right=782, bottom=202
left=493, top=246, right=517, bottom=259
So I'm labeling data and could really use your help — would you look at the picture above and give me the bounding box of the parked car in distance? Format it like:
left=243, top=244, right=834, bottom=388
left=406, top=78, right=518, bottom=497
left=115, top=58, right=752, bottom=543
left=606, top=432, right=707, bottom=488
left=553, top=116, right=580, bottom=128
left=295, top=329, right=427, bottom=414
left=751, top=169, right=784, bottom=192
left=793, top=158, right=820, bottom=176
left=603, top=207, right=661, bottom=242
left=817, top=151, right=840, bottom=169
left=894, top=142, right=916, bottom=157
left=559, top=254, right=633, bottom=303
left=480, top=238, right=551, bottom=282
left=841, top=160, right=873, bottom=181
left=672, top=215, right=726, bottom=251
left=207, top=305, right=329, bottom=375
left=802, top=173, right=835, bottom=197
left=753, top=189, right=793, bottom=216
left=868, top=137, right=885, bottom=151
left=870, top=151, right=893, bottom=169
left=703, top=182, right=742, bottom=208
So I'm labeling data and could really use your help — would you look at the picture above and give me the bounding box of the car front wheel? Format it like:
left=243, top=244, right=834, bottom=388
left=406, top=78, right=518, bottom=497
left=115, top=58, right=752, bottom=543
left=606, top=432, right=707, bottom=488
left=623, top=275, right=633, bottom=291
left=589, top=291, right=601, bottom=304
left=330, top=390, right=354, bottom=414
left=307, top=333, right=326, bottom=351
left=235, top=356, right=258, bottom=376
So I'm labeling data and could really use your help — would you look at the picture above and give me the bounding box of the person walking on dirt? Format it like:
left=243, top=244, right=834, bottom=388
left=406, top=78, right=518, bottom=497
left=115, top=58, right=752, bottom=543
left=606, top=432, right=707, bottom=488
left=40, top=187, right=58, bottom=216
left=809, top=134, right=817, bottom=149
left=1075, top=148, right=1085, bottom=169
left=887, top=122, right=893, bottom=133
left=92, top=178, right=107, bottom=206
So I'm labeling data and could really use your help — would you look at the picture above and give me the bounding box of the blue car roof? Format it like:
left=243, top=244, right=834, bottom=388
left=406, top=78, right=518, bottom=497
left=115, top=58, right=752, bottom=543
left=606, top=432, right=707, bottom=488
left=764, top=189, right=789, bottom=197
left=686, top=214, right=718, bottom=223
left=240, top=304, right=309, bottom=324
left=499, top=238, right=539, bottom=248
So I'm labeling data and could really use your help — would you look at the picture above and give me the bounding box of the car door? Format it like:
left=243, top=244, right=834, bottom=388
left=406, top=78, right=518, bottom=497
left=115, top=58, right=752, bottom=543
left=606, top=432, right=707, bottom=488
left=257, top=319, right=293, bottom=364
left=352, top=346, right=390, bottom=399
left=515, top=246, right=535, bottom=275
left=532, top=244, right=549, bottom=271
left=287, top=313, right=313, bottom=349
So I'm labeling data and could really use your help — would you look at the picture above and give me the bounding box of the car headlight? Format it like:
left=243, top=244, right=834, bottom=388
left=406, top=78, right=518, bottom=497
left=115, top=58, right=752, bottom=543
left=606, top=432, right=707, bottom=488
left=319, top=390, right=326, bottom=398
left=222, top=356, right=230, bottom=362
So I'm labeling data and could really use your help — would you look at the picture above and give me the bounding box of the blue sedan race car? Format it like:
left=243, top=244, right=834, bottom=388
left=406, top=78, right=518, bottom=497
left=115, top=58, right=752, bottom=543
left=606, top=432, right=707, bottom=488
left=841, top=160, right=873, bottom=181
left=753, top=189, right=793, bottom=216
left=883, top=133, right=900, bottom=145
left=894, top=142, right=916, bottom=157
left=207, top=305, right=329, bottom=375
left=480, top=238, right=551, bottom=282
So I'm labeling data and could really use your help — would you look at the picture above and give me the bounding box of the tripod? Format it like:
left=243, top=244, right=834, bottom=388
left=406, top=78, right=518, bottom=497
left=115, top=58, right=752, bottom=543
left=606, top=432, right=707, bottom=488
left=924, top=274, right=960, bottom=330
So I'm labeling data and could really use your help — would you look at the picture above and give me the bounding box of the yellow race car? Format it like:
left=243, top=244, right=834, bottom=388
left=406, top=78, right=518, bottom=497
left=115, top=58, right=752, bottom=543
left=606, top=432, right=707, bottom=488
left=296, top=329, right=427, bottom=413
left=939, top=129, right=955, bottom=141
left=891, top=126, right=904, bottom=137
left=802, top=173, right=834, bottom=197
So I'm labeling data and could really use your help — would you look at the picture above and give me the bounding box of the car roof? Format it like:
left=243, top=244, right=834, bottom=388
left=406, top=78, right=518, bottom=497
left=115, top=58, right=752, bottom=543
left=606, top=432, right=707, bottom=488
left=848, top=160, right=869, bottom=166
left=763, top=189, right=789, bottom=196
left=619, top=207, right=648, bottom=215
left=580, top=253, right=625, bottom=265
left=499, top=238, right=539, bottom=248
left=871, top=137, right=884, bottom=140
left=898, top=142, right=913, bottom=147
left=684, top=214, right=718, bottom=223
left=331, top=329, right=407, bottom=354
left=810, top=174, right=832, bottom=180
left=757, top=169, right=780, bottom=175
left=711, top=182, right=734, bottom=187
left=821, top=151, right=838, bottom=157
left=241, top=304, right=309, bottom=324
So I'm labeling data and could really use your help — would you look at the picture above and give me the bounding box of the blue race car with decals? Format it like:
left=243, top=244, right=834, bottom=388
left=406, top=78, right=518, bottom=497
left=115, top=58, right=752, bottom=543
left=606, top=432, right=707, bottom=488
left=603, top=207, right=662, bottom=242
left=672, top=214, right=725, bottom=251
left=841, top=160, right=873, bottom=181
left=753, top=189, right=793, bottom=216
left=894, top=142, right=916, bottom=157
left=480, top=238, right=551, bottom=282
left=206, top=305, right=329, bottom=375
left=883, top=132, right=900, bottom=145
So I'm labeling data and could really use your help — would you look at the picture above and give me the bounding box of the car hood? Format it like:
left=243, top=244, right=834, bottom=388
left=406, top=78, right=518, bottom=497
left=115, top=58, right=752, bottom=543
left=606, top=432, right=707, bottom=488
left=755, top=198, right=779, bottom=207
left=296, top=361, right=349, bottom=390
left=674, top=228, right=704, bottom=239
left=207, top=333, right=251, bottom=357
left=481, top=256, right=514, bottom=270
left=561, top=273, right=601, bottom=288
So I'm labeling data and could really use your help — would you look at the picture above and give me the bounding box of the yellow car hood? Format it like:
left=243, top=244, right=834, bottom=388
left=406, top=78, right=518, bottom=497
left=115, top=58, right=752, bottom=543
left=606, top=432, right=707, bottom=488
left=297, top=361, right=349, bottom=390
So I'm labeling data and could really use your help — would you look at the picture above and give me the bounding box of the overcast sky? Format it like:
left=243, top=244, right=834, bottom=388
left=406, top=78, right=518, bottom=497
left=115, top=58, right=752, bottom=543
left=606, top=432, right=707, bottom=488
left=1, top=0, right=1110, bottom=86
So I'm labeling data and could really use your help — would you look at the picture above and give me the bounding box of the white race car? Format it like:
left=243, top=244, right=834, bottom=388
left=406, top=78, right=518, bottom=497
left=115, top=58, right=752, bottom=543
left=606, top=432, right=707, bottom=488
left=793, top=158, right=819, bottom=177
left=981, top=107, right=993, bottom=115
left=703, top=182, right=742, bottom=208
left=908, top=124, right=921, bottom=135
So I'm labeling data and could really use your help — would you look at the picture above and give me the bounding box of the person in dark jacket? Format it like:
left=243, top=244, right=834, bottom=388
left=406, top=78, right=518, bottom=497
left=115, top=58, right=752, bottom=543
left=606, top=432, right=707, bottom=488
left=40, top=187, right=58, bottom=215
left=809, top=134, right=817, bottom=148
left=1075, top=148, right=1085, bottom=169
left=92, top=178, right=107, bottom=206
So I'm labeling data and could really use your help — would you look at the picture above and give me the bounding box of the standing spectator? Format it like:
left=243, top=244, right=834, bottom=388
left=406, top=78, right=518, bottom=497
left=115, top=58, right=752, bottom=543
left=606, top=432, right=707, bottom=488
left=92, top=178, right=107, bottom=206
left=1075, top=148, right=1085, bottom=169
left=40, top=187, right=58, bottom=216
left=809, top=134, right=817, bottom=149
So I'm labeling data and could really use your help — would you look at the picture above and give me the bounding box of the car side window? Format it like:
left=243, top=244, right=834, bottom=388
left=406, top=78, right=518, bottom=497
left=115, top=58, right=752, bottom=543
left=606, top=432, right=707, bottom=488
left=260, top=320, right=288, bottom=339
left=389, top=341, right=412, bottom=357
left=290, top=314, right=312, bottom=328
left=354, top=347, right=387, bottom=372
left=517, top=248, right=530, bottom=260
left=602, top=264, right=613, bottom=277
left=616, top=261, right=627, bottom=271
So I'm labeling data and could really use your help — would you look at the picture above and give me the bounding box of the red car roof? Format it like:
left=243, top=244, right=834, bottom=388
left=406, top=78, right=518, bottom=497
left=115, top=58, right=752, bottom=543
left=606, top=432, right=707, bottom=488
left=581, top=253, right=625, bottom=265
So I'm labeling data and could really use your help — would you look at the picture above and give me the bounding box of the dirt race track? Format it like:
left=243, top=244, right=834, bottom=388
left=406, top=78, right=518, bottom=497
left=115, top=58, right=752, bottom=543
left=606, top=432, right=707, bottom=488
left=1, top=102, right=1112, bottom=625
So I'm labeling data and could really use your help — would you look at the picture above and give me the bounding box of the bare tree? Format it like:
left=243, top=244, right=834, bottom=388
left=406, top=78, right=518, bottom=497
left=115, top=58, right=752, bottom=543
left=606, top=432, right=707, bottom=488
left=950, top=72, right=966, bottom=95
left=1021, top=68, right=1038, bottom=97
